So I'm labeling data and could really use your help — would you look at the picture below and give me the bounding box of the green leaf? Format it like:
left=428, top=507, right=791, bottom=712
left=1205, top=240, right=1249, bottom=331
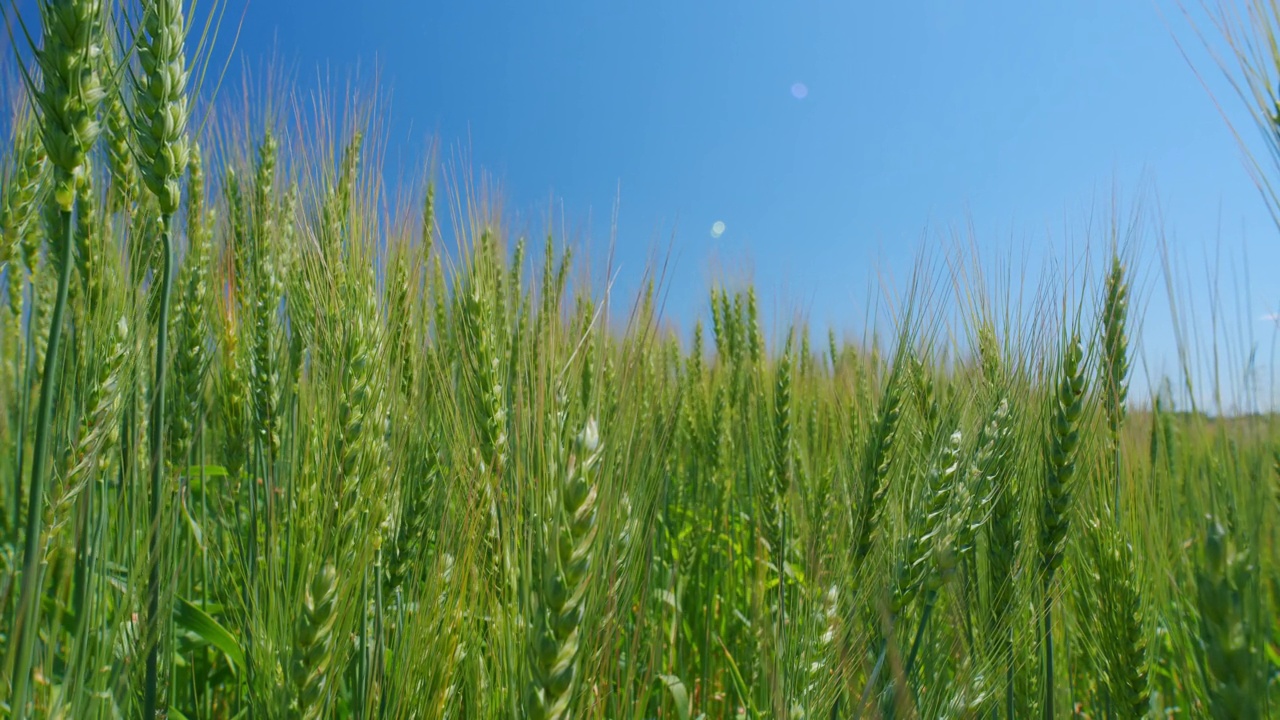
left=169, top=706, right=191, bottom=720
left=174, top=596, right=244, bottom=671
left=187, top=465, right=229, bottom=478
left=658, top=674, right=691, bottom=720
left=783, top=560, right=805, bottom=585
left=717, top=634, right=756, bottom=719
left=181, top=493, right=205, bottom=550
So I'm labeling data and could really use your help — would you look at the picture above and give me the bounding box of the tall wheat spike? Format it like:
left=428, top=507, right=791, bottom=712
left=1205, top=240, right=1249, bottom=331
left=1196, top=517, right=1265, bottom=720
left=1, top=119, right=46, bottom=315
left=133, top=0, right=192, bottom=711
left=9, top=0, right=106, bottom=714
left=290, top=563, right=339, bottom=719
left=168, top=145, right=211, bottom=466
left=980, top=396, right=1019, bottom=718
left=527, top=418, right=601, bottom=720
left=1039, top=332, right=1086, bottom=720
left=1101, top=254, right=1129, bottom=521
left=1086, top=518, right=1149, bottom=719
left=853, top=362, right=904, bottom=563
left=103, top=36, right=136, bottom=213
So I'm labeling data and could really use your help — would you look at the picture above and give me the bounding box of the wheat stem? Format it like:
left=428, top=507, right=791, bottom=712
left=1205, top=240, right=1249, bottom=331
left=143, top=217, right=173, bottom=718
left=10, top=209, right=72, bottom=718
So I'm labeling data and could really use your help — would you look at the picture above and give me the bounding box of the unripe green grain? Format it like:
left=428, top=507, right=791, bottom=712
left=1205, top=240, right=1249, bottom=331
left=219, top=313, right=250, bottom=483
left=1040, top=334, right=1085, bottom=577
left=527, top=419, right=601, bottom=720
left=853, top=362, right=904, bottom=563
left=422, top=180, right=436, bottom=255
left=335, top=279, right=387, bottom=547
left=73, top=160, right=99, bottom=310
left=799, top=325, right=812, bottom=377
left=11, top=2, right=107, bottom=705
left=431, top=254, right=447, bottom=347
left=896, top=429, right=962, bottom=615
left=104, top=43, right=137, bottom=212
left=388, top=249, right=417, bottom=399
left=34, top=0, right=107, bottom=210
left=466, top=238, right=508, bottom=473
left=507, top=235, right=526, bottom=329
left=338, top=132, right=363, bottom=225
left=64, top=314, right=128, bottom=503
left=977, top=322, right=1000, bottom=387
left=250, top=135, right=284, bottom=456
left=980, top=397, right=1018, bottom=718
left=2, top=120, right=46, bottom=288
left=763, top=337, right=793, bottom=608
left=747, top=287, right=762, bottom=366
left=1086, top=518, right=1149, bottom=720
left=132, top=0, right=193, bottom=712
left=291, top=564, right=339, bottom=719
left=773, top=339, right=794, bottom=501
left=253, top=131, right=278, bottom=241
left=1101, top=255, right=1130, bottom=521
left=134, top=0, right=190, bottom=215
left=1039, top=332, right=1086, bottom=720
left=168, top=148, right=210, bottom=463
left=726, top=291, right=743, bottom=368
left=910, top=353, right=939, bottom=435
left=1101, top=255, right=1129, bottom=436
left=710, top=288, right=726, bottom=359
left=537, top=232, right=556, bottom=340
left=552, top=245, right=571, bottom=318
left=1196, top=517, right=1265, bottom=720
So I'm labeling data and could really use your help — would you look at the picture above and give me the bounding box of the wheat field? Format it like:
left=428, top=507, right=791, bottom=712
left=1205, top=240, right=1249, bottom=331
left=0, top=0, right=1277, bottom=718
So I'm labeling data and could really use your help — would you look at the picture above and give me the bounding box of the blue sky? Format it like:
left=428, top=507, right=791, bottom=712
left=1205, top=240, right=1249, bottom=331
left=11, top=0, right=1280, bottom=409
left=217, top=0, right=1280, bottom=410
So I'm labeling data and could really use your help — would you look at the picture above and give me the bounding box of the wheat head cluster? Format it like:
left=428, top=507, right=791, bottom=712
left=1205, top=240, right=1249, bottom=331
left=0, top=0, right=1276, bottom=718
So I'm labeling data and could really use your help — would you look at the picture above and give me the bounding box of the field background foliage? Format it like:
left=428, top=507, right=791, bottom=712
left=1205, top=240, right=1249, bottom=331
left=0, top=0, right=1278, bottom=718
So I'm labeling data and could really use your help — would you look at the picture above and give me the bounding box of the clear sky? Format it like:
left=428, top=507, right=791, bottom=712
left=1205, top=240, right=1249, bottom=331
left=12, top=0, right=1280, bottom=409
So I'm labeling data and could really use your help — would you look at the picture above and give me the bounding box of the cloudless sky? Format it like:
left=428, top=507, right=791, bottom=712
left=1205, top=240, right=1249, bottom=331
left=9, top=0, right=1280, bottom=409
